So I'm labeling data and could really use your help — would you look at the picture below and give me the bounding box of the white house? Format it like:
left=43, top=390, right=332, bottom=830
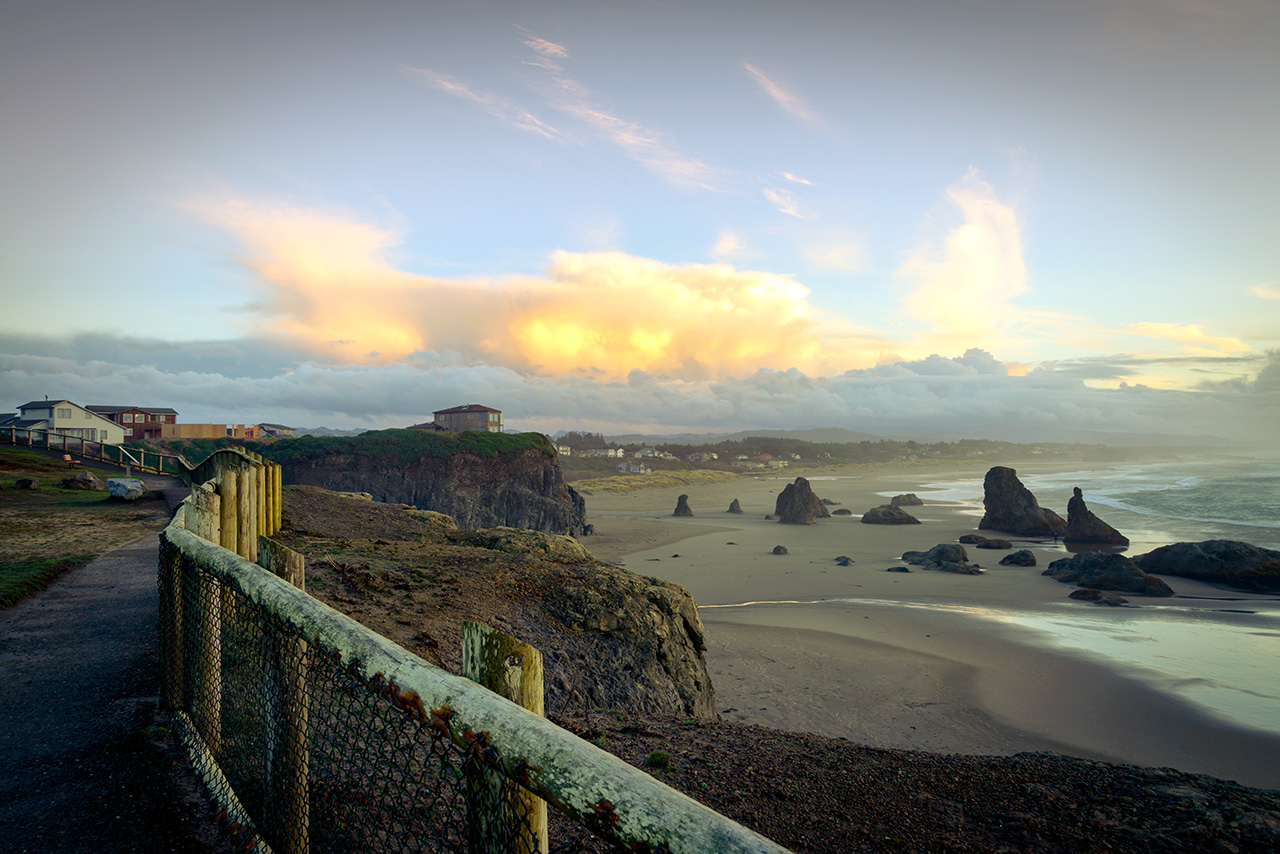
left=3, top=399, right=126, bottom=445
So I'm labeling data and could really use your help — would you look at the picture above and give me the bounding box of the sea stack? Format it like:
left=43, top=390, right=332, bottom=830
left=978, top=466, right=1067, bottom=537
left=673, top=494, right=694, bottom=517
left=727, top=498, right=744, bottom=514
left=1064, top=487, right=1129, bottom=546
left=774, top=477, right=831, bottom=525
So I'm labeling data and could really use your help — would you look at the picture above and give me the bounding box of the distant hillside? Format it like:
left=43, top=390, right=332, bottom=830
left=606, top=427, right=884, bottom=446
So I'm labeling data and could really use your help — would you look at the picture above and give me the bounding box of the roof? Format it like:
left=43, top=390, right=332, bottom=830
left=86, top=405, right=180, bottom=416
left=18, top=399, right=72, bottom=410
left=407, top=421, right=447, bottom=431
left=257, top=423, right=295, bottom=431
left=433, top=403, right=501, bottom=415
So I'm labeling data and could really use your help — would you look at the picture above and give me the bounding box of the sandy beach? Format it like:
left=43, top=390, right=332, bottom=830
left=583, top=459, right=1280, bottom=790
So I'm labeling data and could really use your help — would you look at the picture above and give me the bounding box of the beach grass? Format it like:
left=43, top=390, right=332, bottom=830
left=573, top=469, right=740, bottom=494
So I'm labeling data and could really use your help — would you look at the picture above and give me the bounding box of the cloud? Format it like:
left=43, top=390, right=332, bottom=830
left=781, top=172, right=813, bottom=186
left=5, top=336, right=1271, bottom=445
left=896, top=169, right=1035, bottom=353
left=762, top=187, right=808, bottom=219
left=711, top=229, right=747, bottom=259
left=184, top=196, right=887, bottom=380
left=1250, top=283, right=1280, bottom=300
left=1125, top=322, right=1250, bottom=357
left=800, top=230, right=866, bottom=273
left=410, top=67, right=564, bottom=141
left=521, top=34, right=568, bottom=59
left=742, top=63, right=815, bottom=123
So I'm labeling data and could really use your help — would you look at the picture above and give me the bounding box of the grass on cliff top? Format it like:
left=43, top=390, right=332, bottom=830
left=171, top=429, right=556, bottom=467
left=0, top=447, right=171, bottom=607
left=573, top=469, right=740, bottom=495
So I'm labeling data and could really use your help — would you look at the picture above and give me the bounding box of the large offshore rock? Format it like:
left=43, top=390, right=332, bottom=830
left=1133, top=540, right=1280, bottom=592
left=107, top=478, right=145, bottom=500
left=978, top=466, right=1067, bottom=537
left=1064, top=487, right=1129, bottom=546
left=1043, top=552, right=1173, bottom=597
left=774, top=477, right=831, bottom=525
left=891, top=493, right=924, bottom=506
left=726, top=498, right=744, bottom=514
left=673, top=494, right=694, bottom=517
left=860, top=504, right=921, bottom=525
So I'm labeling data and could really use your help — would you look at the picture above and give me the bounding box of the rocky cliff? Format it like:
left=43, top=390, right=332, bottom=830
left=269, top=429, right=589, bottom=536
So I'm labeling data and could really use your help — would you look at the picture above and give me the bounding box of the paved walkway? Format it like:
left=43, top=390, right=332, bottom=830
left=0, top=481, right=219, bottom=853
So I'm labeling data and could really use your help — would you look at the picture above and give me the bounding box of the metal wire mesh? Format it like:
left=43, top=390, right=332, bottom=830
left=159, top=535, right=624, bottom=854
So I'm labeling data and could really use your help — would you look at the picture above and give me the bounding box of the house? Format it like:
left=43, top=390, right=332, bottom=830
left=616, top=461, right=653, bottom=474
left=257, top=423, right=297, bottom=439
left=5, top=399, right=126, bottom=445
left=161, top=423, right=229, bottom=440
left=86, top=405, right=179, bottom=440
left=554, top=445, right=572, bottom=456
left=432, top=403, right=503, bottom=433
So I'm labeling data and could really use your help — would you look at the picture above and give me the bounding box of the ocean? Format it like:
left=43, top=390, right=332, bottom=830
left=889, top=455, right=1280, bottom=738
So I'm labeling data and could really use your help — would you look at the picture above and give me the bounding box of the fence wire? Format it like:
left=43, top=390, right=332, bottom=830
left=160, top=537, right=624, bottom=854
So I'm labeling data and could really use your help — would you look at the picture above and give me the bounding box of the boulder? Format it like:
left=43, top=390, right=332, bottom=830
left=860, top=504, right=921, bottom=525
left=958, top=534, right=988, bottom=544
left=834, top=555, right=853, bottom=566
left=1132, top=540, right=1280, bottom=592
left=447, top=527, right=592, bottom=564
left=999, top=549, right=1038, bottom=567
left=975, top=538, right=1012, bottom=550
left=772, top=545, right=789, bottom=555
left=1064, top=487, right=1129, bottom=546
left=891, top=493, right=924, bottom=506
left=15, top=478, right=39, bottom=490
left=832, top=508, right=853, bottom=516
left=978, top=466, right=1067, bottom=537
left=673, top=494, right=694, bottom=517
left=774, top=477, right=831, bottom=525
left=107, top=478, right=145, bottom=500
left=61, top=470, right=106, bottom=491
left=726, top=498, right=744, bottom=514
left=1043, top=552, right=1173, bottom=597
left=1069, top=588, right=1130, bottom=607
left=886, top=566, right=911, bottom=573
left=902, top=543, right=981, bottom=575
left=821, top=498, right=841, bottom=506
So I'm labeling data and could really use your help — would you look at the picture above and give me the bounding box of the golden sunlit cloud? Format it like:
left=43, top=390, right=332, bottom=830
left=1126, top=322, right=1251, bottom=357
left=188, top=197, right=888, bottom=380
left=1250, top=283, right=1280, bottom=300
left=711, top=229, right=747, bottom=259
left=897, top=169, right=1030, bottom=352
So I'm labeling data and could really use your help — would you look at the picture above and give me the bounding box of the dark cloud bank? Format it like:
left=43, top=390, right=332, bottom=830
left=1, top=335, right=1275, bottom=448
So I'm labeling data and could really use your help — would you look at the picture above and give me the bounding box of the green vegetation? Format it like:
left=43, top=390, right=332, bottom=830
left=251, top=429, right=554, bottom=466
left=0, top=555, right=93, bottom=609
left=647, top=750, right=671, bottom=769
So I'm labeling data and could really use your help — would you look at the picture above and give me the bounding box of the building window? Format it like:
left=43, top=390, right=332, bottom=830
left=125, top=428, right=133, bottom=437
left=123, top=414, right=134, bottom=423
left=57, top=407, right=71, bottom=418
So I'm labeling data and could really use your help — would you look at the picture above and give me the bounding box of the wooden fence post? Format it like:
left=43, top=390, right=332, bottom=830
left=236, top=468, right=257, bottom=562
left=273, top=462, right=283, bottom=535
left=259, top=536, right=309, bottom=854
left=462, top=621, right=548, bottom=854
left=218, top=468, right=238, bottom=554
left=159, top=537, right=185, bottom=711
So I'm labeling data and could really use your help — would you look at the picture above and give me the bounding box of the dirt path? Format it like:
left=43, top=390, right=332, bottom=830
left=0, top=528, right=221, bottom=852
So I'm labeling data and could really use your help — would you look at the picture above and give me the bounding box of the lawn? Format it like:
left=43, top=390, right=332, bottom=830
left=0, top=447, right=171, bottom=607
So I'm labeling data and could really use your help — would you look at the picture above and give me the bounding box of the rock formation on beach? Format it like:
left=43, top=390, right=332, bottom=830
left=673, top=494, right=694, bottom=516
left=60, top=470, right=105, bottom=491
left=978, top=466, right=1067, bottom=537
left=1043, top=552, right=1173, bottom=597
left=1064, top=487, right=1129, bottom=546
left=959, top=533, right=987, bottom=544
left=999, top=549, right=1037, bottom=566
left=1068, top=588, right=1129, bottom=606
left=831, top=508, right=853, bottom=516
left=891, top=493, right=924, bottom=506
left=1133, top=540, right=1280, bottom=592
left=772, top=545, right=789, bottom=555
left=860, top=504, right=921, bottom=525
left=975, top=538, right=1012, bottom=550
left=902, top=543, right=981, bottom=574
left=774, top=477, right=831, bottom=524
left=726, top=498, right=743, bottom=514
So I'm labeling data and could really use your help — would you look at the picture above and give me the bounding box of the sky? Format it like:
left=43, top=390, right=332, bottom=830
left=1, top=0, right=1277, bottom=444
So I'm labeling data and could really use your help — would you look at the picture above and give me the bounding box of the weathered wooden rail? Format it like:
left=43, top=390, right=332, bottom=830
left=160, top=449, right=792, bottom=854
left=1, top=426, right=185, bottom=475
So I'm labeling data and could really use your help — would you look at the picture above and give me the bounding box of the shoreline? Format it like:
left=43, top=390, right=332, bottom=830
left=583, top=456, right=1280, bottom=790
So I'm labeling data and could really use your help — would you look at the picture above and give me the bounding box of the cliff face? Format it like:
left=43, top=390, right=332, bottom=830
left=274, top=431, right=589, bottom=536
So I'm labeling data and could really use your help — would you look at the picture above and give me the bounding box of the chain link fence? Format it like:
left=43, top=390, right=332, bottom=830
left=159, top=455, right=790, bottom=854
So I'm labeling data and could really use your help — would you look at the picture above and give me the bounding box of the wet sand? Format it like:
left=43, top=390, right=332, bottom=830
left=584, top=461, right=1280, bottom=789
